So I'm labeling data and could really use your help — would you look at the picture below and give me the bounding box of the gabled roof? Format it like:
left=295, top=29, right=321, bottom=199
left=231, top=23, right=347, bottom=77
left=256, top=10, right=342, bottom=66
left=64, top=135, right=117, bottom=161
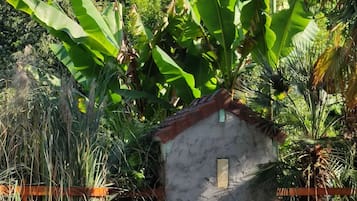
left=154, top=89, right=286, bottom=144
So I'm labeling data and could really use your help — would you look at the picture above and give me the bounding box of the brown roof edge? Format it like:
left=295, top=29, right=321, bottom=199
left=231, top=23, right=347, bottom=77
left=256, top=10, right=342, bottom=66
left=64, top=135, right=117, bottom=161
left=154, top=88, right=287, bottom=144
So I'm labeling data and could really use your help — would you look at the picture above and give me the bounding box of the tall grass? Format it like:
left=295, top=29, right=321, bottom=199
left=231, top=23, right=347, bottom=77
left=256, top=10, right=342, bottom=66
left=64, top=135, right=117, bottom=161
left=0, top=77, right=98, bottom=197
left=0, top=46, right=110, bottom=200
left=0, top=46, right=162, bottom=201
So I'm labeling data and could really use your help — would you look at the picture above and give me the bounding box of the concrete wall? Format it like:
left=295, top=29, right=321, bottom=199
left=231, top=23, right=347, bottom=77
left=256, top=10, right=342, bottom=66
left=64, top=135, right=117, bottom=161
left=161, top=111, right=277, bottom=201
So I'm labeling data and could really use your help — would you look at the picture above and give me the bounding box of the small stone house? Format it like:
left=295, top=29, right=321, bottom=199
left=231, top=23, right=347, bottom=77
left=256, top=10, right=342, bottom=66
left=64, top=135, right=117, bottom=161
left=154, top=89, right=286, bottom=201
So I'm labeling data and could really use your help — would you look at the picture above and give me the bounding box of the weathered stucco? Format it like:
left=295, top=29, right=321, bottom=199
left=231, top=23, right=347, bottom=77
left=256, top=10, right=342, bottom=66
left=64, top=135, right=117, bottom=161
left=162, top=111, right=277, bottom=201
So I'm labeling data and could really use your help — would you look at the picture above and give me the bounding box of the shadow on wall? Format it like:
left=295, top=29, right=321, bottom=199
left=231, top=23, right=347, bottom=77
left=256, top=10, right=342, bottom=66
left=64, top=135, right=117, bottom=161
left=193, top=163, right=278, bottom=201
left=197, top=177, right=277, bottom=201
left=163, top=112, right=278, bottom=201
left=164, top=142, right=278, bottom=201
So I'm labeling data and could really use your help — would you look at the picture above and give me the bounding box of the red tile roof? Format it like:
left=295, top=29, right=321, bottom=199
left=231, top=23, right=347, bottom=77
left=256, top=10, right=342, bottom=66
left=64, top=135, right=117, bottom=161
left=154, top=89, right=286, bottom=144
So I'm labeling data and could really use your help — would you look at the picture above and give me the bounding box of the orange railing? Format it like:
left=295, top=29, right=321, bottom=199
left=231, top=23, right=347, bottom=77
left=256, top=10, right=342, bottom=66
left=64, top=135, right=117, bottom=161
left=0, top=185, right=165, bottom=201
left=277, top=188, right=357, bottom=196
left=1, top=186, right=356, bottom=200
left=0, top=185, right=108, bottom=200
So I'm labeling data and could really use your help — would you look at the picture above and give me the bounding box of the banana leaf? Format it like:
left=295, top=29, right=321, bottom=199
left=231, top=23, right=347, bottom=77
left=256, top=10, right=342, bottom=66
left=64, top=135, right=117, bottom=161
left=152, top=46, right=201, bottom=103
left=70, top=0, right=119, bottom=57
left=240, top=0, right=276, bottom=67
left=50, top=43, right=99, bottom=89
left=7, top=0, right=119, bottom=58
left=271, top=0, right=311, bottom=64
left=7, top=0, right=87, bottom=43
left=102, top=2, right=123, bottom=44
left=196, top=0, right=236, bottom=49
left=195, top=0, right=237, bottom=86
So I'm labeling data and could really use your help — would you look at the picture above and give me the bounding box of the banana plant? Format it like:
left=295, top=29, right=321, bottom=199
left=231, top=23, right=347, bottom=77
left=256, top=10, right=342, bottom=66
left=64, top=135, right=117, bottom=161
left=160, top=0, right=315, bottom=91
left=6, top=0, right=201, bottom=109
left=7, top=0, right=124, bottom=103
left=6, top=0, right=317, bottom=110
left=124, top=3, right=202, bottom=105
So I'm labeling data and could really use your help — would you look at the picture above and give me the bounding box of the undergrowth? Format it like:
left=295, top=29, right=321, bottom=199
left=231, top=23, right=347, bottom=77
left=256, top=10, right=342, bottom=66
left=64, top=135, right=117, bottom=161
left=0, top=46, right=161, bottom=201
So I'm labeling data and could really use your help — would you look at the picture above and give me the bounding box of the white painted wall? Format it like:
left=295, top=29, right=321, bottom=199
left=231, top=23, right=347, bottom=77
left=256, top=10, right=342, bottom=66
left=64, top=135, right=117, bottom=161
left=162, top=111, right=277, bottom=201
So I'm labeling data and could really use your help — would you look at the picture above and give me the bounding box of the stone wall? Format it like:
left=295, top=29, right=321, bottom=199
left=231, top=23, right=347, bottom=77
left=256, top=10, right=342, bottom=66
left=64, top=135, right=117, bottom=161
left=161, top=111, right=277, bottom=201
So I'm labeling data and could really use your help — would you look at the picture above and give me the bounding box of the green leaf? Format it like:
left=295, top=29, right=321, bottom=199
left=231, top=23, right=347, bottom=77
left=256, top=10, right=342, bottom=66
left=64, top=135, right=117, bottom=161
left=50, top=43, right=84, bottom=83
left=7, top=0, right=88, bottom=43
left=114, top=89, right=171, bottom=108
left=128, top=5, right=153, bottom=63
left=271, top=0, right=311, bottom=61
left=240, top=0, right=277, bottom=67
left=167, top=13, right=204, bottom=54
left=132, top=170, right=145, bottom=180
left=6, top=0, right=32, bottom=14
left=183, top=55, right=217, bottom=95
left=50, top=43, right=99, bottom=89
left=240, top=0, right=259, bottom=30
left=152, top=46, right=201, bottom=102
left=77, top=97, right=87, bottom=113
left=109, top=91, right=122, bottom=104
left=191, top=2, right=201, bottom=25
left=70, top=0, right=119, bottom=57
left=7, top=0, right=120, bottom=58
left=196, top=0, right=237, bottom=85
left=196, top=0, right=236, bottom=48
left=102, top=2, right=123, bottom=44
left=292, top=21, right=319, bottom=46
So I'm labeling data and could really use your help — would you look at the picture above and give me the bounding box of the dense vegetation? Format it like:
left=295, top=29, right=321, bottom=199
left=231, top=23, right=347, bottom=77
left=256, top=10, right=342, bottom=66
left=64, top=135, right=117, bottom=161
left=0, top=0, right=356, bottom=200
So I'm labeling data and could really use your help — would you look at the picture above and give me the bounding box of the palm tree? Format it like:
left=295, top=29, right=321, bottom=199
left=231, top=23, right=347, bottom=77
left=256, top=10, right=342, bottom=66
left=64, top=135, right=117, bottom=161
left=311, top=0, right=357, bottom=137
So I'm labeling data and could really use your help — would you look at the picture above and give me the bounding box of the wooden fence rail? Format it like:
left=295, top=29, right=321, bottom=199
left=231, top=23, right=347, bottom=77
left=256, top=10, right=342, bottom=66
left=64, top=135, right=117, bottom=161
left=277, top=188, right=357, bottom=196
left=0, top=185, right=109, bottom=200
left=1, top=186, right=356, bottom=200
left=0, top=185, right=165, bottom=201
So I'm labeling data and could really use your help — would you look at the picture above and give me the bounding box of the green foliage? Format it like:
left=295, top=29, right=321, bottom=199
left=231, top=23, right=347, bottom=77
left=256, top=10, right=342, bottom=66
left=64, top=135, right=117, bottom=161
left=0, top=1, right=65, bottom=87
left=196, top=0, right=236, bottom=48
left=240, top=0, right=276, bottom=66
left=5, top=0, right=317, bottom=113
left=305, top=0, right=357, bottom=109
left=5, top=0, right=356, bottom=197
left=127, top=4, right=152, bottom=62
left=271, top=0, right=312, bottom=65
left=0, top=60, right=160, bottom=198
left=50, top=43, right=99, bottom=87
left=195, top=0, right=236, bottom=87
left=70, top=0, right=119, bottom=56
left=128, top=0, right=169, bottom=30
left=152, top=46, right=201, bottom=102
left=102, top=2, right=123, bottom=44
left=6, top=0, right=205, bottom=116
left=6, top=0, right=121, bottom=76
left=276, top=43, right=343, bottom=139
left=8, top=0, right=87, bottom=43
left=241, top=7, right=356, bottom=191
left=0, top=1, right=40, bottom=59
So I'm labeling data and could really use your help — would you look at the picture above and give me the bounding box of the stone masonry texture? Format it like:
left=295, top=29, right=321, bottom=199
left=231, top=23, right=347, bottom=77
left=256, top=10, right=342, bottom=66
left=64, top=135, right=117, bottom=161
left=163, top=112, right=277, bottom=201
